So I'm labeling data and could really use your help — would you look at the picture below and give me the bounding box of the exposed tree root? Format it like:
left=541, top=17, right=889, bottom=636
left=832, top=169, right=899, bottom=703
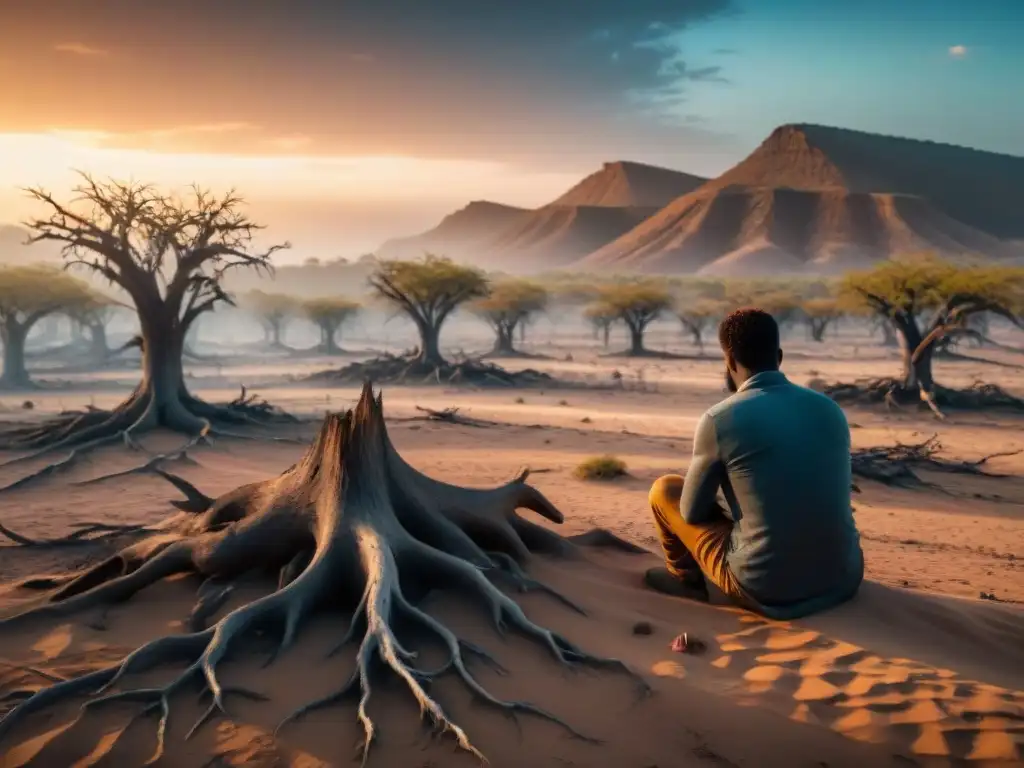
left=1, top=520, right=157, bottom=548
left=483, top=349, right=552, bottom=361
left=70, top=446, right=201, bottom=488
left=305, top=352, right=555, bottom=388
left=825, top=378, right=1024, bottom=417
left=406, top=405, right=500, bottom=428
left=0, top=383, right=648, bottom=764
left=850, top=435, right=1020, bottom=490
left=0, top=385, right=302, bottom=494
left=601, top=349, right=700, bottom=361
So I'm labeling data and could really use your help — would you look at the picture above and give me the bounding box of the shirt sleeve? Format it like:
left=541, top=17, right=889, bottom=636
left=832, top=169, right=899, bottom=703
left=679, top=412, right=726, bottom=525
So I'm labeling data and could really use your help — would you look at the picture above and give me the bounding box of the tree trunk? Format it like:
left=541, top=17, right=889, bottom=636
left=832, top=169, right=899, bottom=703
left=319, top=323, right=341, bottom=355
left=879, top=320, right=897, bottom=347
left=89, top=323, right=109, bottom=362
left=892, top=316, right=934, bottom=394
left=0, top=322, right=30, bottom=388
left=628, top=323, right=645, bottom=355
left=270, top=322, right=282, bottom=347
left=602, top=324, right=610, bottom=348
left=136, top=313, right=194, bottom=429
left=493, top=324, right=516, bottom=355
left=810, top=320, right=827, bottom=343
left=416, top=322, right=444, bottom=367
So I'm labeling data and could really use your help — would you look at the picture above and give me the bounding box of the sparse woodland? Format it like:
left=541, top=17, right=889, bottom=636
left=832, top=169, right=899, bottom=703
left=308, top=255, right=552, bottom=386
left=0, top=174, right=296, bottom=463
left=0, top=266, right=94, bottom=388
left=242, top=289, right=299, bottom=350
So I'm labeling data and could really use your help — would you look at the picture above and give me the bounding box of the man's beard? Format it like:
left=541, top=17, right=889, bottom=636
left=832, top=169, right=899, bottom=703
left=724, top=368, right=738, bottom=393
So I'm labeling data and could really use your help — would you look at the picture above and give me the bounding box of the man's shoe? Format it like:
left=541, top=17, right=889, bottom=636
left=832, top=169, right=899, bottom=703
left=644, top=567, right=710, bottom=601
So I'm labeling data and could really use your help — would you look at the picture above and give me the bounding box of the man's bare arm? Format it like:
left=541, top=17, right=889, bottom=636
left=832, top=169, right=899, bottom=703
left=679, top=412, right=726, bottom=525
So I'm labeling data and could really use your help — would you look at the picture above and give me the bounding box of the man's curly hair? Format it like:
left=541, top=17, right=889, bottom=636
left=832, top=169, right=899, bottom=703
left=718, top=307, right=780, bottom=370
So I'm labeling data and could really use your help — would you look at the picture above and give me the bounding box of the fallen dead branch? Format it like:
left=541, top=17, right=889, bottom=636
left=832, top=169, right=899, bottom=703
left=850, top=435, right=1020, bottom=490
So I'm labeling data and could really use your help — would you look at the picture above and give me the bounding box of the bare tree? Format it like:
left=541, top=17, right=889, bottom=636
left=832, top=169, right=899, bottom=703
left=3, top=174, right=290, bottom=455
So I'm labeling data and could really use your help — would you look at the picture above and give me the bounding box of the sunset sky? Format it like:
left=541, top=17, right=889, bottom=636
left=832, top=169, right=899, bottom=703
left=1, top=0, right=1021, bottom=260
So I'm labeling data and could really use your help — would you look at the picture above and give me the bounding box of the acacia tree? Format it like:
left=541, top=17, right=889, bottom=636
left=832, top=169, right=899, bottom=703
left=303, top=297, right=361, bottom=355
left=473, top=280, right=548, bottom=355
left=370, top=255, right=488, bottom=367
left=243, top=289, right=298, bottom=349
left=676, top=299, right=726, bottom=353
left=583, top=303, right=617, bottom=347
left=594, top=282, right=673, bottom=356
left=838, top=259, right=1024, bottom=413
left=0, top=266, right=92, bottom=388
left=799, top=297, right=844, bottom=343
left=5, top=174, right=289, bottom=452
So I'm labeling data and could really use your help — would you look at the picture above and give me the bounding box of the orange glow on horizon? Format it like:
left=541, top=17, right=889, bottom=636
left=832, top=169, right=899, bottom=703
left=0, top=130, right=578, bottom=222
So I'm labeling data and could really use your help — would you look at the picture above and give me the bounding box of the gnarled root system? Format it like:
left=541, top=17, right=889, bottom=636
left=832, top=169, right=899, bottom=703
left=850, top=435, right=1020, bottom=491
left=825, top=378, right=1024, bottom=418
left=0, top=382, right=647, bottom=764
left=0, top=385, right=299, bottom=494
left=305, top=353, right=554, bottom=388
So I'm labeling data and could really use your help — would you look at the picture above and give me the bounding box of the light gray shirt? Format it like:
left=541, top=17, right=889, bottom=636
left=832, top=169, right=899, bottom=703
left=680, top=370, right=864, bottom=618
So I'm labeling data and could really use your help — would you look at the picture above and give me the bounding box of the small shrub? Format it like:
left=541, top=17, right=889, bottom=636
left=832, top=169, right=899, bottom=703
left=514, top=397, right=525, bottom=404
left=574, top=455, right=628, bottom=481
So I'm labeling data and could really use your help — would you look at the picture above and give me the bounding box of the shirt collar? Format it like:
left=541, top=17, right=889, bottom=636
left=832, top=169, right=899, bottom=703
left=737, top=370, right=788, bottom=393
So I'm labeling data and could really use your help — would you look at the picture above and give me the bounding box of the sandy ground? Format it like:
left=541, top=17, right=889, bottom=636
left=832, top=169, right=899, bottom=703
left=1, top=334, right=1023, bottom=767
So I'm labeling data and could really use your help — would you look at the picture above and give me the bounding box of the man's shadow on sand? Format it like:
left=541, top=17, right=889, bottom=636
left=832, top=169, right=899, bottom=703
left=699, top=581, right=1024, bottom=763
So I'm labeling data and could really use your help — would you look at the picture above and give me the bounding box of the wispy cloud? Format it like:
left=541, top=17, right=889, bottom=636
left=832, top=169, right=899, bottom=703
left=347, top=52, right=375, bottom=63
left=53, top=42, right=110, bottom=57
left=948, top=44, right=968, bottom=58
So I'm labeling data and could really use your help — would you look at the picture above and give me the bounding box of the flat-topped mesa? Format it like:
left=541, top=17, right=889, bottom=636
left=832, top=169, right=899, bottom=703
left=721, top=124, right=1024, bottom=238
left=574, top=124, right=1024, bottom=275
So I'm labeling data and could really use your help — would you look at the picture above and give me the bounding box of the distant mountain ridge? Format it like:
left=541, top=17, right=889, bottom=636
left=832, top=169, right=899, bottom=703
left=547, top=160, right=707, bottom=208
left=0, top=225, right=63, bottom=265
left=573, top=124, right=1024, bottom=275
left=376, top=201, right=529, bottom=261
left=375, top=161, right=708, bottom=271
left=699, top=124, right=1024, bottom=239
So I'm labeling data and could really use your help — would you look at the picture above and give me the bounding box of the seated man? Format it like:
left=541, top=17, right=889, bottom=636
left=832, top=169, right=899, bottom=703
left=645, top=308, right=864, bottom=620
